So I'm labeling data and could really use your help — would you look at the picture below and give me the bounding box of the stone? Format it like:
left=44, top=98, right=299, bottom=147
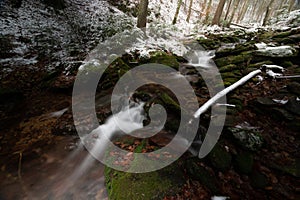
left=105, top=161, right=185, bottom=200
left=285, top=97, right=300, bottom=116
left=287, top=82, right=300, bottom=96
left=208, top=144, right=232, bottom=172
left=255, top=45, right=297, bottom=58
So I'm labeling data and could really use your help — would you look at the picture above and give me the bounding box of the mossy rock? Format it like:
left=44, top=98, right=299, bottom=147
left=208, top=144, right=232, bottom=172
left=248, top=61, right=273, bottom=69
left=214, top=53, right=252, bottom=68
left=185, top=158, right=219, bottom=193
left=216, top=43, right=256, bottom=58
left=219, top=64, right=238, bottom=73
left=105, top=161, right=185, bottom=200
left=197, top=38, right=221, bottom=50
left=141, top=51, right=180, bottom=70
left=234, top=152, right=254, bottom=174
left=280, top=61, right=293, bottom=68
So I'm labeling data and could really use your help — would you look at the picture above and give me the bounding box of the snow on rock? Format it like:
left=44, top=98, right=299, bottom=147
left=211, top=196, right=229, bottom=200
left=266, top=69, right=282, bottom=79
left=256, top=45, right=297, bottom=57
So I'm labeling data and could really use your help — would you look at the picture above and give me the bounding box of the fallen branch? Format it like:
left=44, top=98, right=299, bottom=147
left=275, top=75, right=300, bottom=79
left=194, top=69, right=262, bottom=118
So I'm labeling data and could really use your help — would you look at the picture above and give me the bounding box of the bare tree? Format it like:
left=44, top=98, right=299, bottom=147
left=224, top=0, right=233, bottom=21
left=263, top=0, right=275, bottom=26
left=204, top=0, right=213, bottom=24
left=228, top=0, right=240, bottom=24
left=212, top=0, right=227, bottom=25
left=236, top=0, right=250, bottom=23
left=173, top=0, right=183, bottom=25
left=137, top=0, right=149, bottom=28
left=289, top=0, right=296, bottom=11
left=199, top=0, right=208, bottom=19
left=186, top=0, right=194, bottom=22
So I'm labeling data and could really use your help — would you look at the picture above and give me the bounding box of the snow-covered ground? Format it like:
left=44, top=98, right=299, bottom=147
left=0, top=0, right=133, bottom=73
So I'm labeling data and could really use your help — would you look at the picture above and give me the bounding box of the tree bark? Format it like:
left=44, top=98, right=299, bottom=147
left=172, top=0, right=183, bottom=25
left=262, top=0, right=275, bottom=26
left=204, top=0, right=213, bottom=24
left=289, top=0, right=296, bottom=12
left=236, top=0, right=250, bottom=23
left=199, top=0, right=207, bottom=19
left=137, top=0, right=149, bottom=28
left=224, top=0, right=233, bottom=21
left=186, top=0, right=194, bottom=22
left=212, top=0, right=227, bottom=25
left=228, top=0, right=240, bottom=24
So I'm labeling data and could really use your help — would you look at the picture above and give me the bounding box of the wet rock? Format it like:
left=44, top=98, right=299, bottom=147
left=105, top=161, right=184, bottom=200
left=208, top=144, right=232, bottom=172
left=287, top=82, right=300, bottom=96
left=197, top=38, right=221, bottom=50
left=234, top=152, right=254, bottom=174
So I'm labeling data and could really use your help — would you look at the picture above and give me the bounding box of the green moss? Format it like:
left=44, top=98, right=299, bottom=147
left=197, top=38, right=221, bottom=50
left=142, top=51, right=180, bottom=70
left=214, top=53, right=252, bottom=67
left=105, top=162, right=184, bottom=199
left=219, top=64, right=237, bottom=72
left=280, top=61, right=293, bottom=68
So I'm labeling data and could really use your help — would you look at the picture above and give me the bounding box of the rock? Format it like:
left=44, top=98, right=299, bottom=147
left=234, top=152, right=254, bottom=174
left=255, top=45, right=297, bottom=58
left=185, top=158, right=219, bottom=193
left=287, top=82, right=300, bottom=96
left=214, top=53, right=252, bottom=67
left=105, top=161, right=185, bottom=200
left=208, top=144, right=232, bottom=172
left=219, top=64, right=237, bottom=73
left=142, top=51, right=180, bottom=70
left=285, top=97, right=300, bottom=116
left=228, top=123, right=263, bottom=151
left=270, top=108, right=295, bottom=121
left=256, top=97, right=277, bottom=106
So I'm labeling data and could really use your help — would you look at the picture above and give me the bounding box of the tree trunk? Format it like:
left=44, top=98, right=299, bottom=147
left=289, top=0, right=296, bottom=12
left=199, top=0, right=207, bottom=20
left=224, top=0, right=233, bottom=21
left=186, top=0, right=194, bottom=22
left=137, top=0, right=149, bottom=28
left=236, top=0, right=249, bottom=23
left=172, top=0, right=183, bottom=25
left=204, top=0, right=213, bottom=24
left=228, top=0, right=240, bottom=24
left=262, top=0, right=275, bottom=26
left=212, top=0, right=227, bottom=25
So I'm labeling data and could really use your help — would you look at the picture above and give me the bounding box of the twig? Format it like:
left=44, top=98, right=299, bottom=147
left=194, top=69, right=262, bottom=118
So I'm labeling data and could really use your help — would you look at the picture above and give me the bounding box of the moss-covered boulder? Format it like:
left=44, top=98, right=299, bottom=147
left=141, top=51, right=180, bottom=70
left=214, top=53, right=252, bottom=68
left=105, top=161, right=185, bottom=200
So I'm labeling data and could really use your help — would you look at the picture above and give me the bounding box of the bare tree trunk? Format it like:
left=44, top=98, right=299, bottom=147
left=137, top=0, right=149, bottom=28
left=228, top=0, right=240, bottom=24
left=262, top=0, right=275, bottom=26
left=173, top=0, right=183, bottom=24
left=289, top=0, right=296, bottom=12
left=236, top=0, right=250, bottom=23
left=199, top=0, right=207, bottom=19
left=186, top=0, right=194, bottom=22
left=212, top=0, right=227, bottom=25
left=204, top=0, right=213, bottom=24
left=224, top=0, right=233, bottom=21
